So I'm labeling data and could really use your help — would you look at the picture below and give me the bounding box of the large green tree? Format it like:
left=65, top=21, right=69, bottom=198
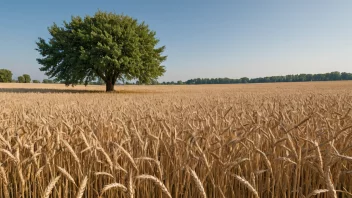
left=36, top=11, right=166, bottom=92
left=0, top=69, right=13, bottom=82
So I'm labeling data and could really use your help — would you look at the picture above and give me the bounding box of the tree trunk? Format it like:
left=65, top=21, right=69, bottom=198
left=106, top=81, right=115, bottom=92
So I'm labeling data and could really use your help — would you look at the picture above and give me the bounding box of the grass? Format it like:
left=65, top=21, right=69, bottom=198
left=0, top=81, right=351, bottom=197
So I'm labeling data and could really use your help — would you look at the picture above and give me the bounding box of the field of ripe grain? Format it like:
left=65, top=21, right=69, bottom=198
left=0, top=82, right=352, bottom=198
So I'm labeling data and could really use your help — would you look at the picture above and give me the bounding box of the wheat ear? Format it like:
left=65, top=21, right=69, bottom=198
left=94, top=172, right=115, bottom=179
left=0, top=165, right=10, bottom=198
left=0, top=149, right=18, bottom=163
left=75, top=176, right=88, bottom=198
left=62, top=139, right=80, bottom=164
left=306, top=189, right=329, bottom=198
left=114, top=143, right=138, bottom=172
left=232, top=174, right=259, bottom=198
left=57, top=166, right=77, bottom=186
left=136, top=174, right=172, bottom=198
left=189, top=168, right=207, bottom=198
left=43, top=175, right=61, bottom=198
left=101, top=183, right=128, bottom=196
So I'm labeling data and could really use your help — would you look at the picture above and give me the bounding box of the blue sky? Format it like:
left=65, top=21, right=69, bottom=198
left=0, top=0, right=351, bottom=82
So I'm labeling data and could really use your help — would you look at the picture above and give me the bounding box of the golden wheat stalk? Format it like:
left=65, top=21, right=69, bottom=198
left=62, top=139, right=80, bottom=165
left=35, top=165, right=45, bottom=178
left=0, top=164, right=10, bottom=198
left=0, top=149, right=18, bottom=163
left=128, top=172, right=134, bottom=198
left=75, top=176, right=88, bottom=198
left=57, top=166, right=77, bottom=186
left=136, top=174, right=172, bottom=198
left=97, top=147, right=114, bottom=171
left=43, top=175, right=61, bottom=198
left=189, top=168, right=207, bottom=198
left=94, top=172, right=115, bottom=179
left=232, top=174, right=259, bottom=198
left=101, top=182, right=128, bottom=196
left=306, top=189, right=329, bottom=198
left=113, top=143, right=138, bottom=172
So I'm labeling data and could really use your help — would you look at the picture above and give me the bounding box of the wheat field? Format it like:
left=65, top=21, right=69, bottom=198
left=0, top=82, right=352, bottom=198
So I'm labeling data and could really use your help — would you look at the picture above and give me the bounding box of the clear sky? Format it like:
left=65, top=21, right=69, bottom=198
left=0, top=0, right=351, bottom=82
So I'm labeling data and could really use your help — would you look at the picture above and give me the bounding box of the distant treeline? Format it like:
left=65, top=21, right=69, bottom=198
left=160, top=71, right=352, bottom=85
left=2, top=70, right=352, bottom=85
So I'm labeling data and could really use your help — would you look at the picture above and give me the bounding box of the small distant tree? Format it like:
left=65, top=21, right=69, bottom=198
left=23, top=74, right=31, bottom=83
left=341, top=72, right=352, bottom=80
left=42, top=79, right=54, bottom=83
left=33, top=80, right=40, bottom=83
left=18, top=76, right=25, bottom=83
left=329, top=71, right=341, bottom=81
left=0, top=69, right=13, bottom=82
left=240, top=77, right=249, bottom=83
left=177, top=80, right=183, bottom=85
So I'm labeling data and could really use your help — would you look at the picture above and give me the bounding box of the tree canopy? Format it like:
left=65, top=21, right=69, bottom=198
left=0, top=69, right=12, bottom=82
left=36, top=11, right=167, bottom=91
left=23, top=74, right=31, bottom=83
left=18, top=76, right=25, bottom=83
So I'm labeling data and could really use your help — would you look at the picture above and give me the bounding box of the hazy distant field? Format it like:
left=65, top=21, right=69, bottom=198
left=0, top=82, right=352, bottom=197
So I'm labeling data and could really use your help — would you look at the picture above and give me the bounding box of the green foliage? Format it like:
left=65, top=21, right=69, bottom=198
left=240, top=77, right=249, bottom=83
left=36, top=11, right=166, bottom=91
left=18, top=76, right=25, bottom=83
left=42, top=79, right=54, bottom=84
left=149, top=79, right=159, bottom=85
left=0, top=69, right=13, bottom=82
left=32, top=80, right=40, bottom=83
left=23, top=74, right=31, bottom=83
left=162, top=71, right=352, bottom=85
